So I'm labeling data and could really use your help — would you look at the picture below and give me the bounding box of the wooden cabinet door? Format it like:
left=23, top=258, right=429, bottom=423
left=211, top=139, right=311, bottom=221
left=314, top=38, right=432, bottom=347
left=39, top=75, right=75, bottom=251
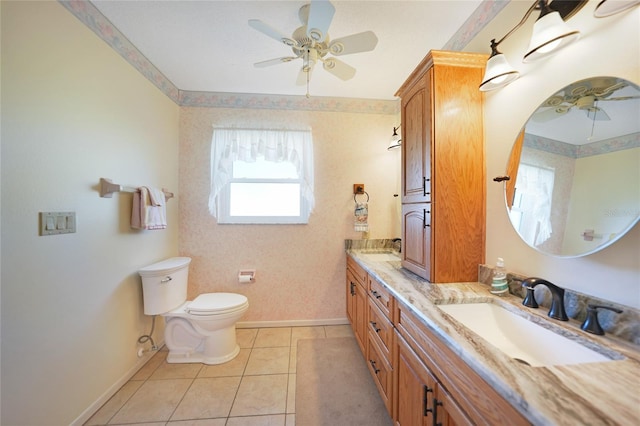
left=505, top=129, right=524, bottom=210
left=435, top=385, right=474, bottom=426
left=401, top=203, right=432, bottom=280
left=346, top=269, right=357, bottom=323
left=346, top=268, right=367, bottom=354
left=401, top=70, right=432, bottom=204
left=354, top=278, right=368, bottom=354
left=395, top=331, right=435, bottom=426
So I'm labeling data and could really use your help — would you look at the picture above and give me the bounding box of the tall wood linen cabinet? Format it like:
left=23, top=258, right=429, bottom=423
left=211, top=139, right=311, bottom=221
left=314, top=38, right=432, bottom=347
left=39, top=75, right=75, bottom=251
left=396, top=50, right=487, bottom=282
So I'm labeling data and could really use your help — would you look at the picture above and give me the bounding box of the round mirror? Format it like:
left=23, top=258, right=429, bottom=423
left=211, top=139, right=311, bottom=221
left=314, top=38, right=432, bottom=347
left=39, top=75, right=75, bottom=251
left=505, top=76, right=640, bottom=257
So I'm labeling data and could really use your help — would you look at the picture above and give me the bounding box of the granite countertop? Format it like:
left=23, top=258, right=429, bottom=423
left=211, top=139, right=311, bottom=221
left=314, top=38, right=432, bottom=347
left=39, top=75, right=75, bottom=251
left=347, top=248, right=640, bottom=426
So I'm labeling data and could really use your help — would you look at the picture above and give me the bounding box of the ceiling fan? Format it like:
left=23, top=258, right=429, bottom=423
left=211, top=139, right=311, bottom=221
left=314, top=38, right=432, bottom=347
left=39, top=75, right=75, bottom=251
left=248, top=0, right=378, bottom=97
left=532, top=77, right=640, bottom=122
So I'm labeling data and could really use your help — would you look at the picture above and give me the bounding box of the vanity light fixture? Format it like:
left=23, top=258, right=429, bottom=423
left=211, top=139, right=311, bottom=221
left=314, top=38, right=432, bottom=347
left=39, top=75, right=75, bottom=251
left=523, top=0, right=580, bottom=62
left=480, top=0, right=582, bottom=91
left=593, top=0, right=640, bottom=17
left=387, top=126, right=401, bottom=150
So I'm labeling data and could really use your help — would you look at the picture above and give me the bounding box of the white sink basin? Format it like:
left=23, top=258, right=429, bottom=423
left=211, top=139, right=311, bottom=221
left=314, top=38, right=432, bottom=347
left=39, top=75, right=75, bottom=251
left=438, top=302, right=617, bottom=367
left=359, top=252, right=400, bottom=261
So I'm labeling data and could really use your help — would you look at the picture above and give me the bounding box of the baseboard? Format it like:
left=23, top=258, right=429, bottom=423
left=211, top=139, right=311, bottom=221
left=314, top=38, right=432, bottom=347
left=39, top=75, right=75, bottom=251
left=237, top=318, right=350, bottom=328
left=70, top=339, right=165, bottom=426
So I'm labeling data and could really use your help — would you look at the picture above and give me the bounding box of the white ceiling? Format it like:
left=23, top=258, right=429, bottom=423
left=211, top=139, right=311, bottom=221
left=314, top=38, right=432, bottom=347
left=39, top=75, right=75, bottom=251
left=91, top=0, right=485, bottom=100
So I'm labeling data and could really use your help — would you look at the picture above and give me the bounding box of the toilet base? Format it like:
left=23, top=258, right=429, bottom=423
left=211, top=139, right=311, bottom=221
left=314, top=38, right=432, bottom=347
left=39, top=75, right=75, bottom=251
left=163, top=315, right=242, bottom=365
left=166, top=343, right=240, bottom=365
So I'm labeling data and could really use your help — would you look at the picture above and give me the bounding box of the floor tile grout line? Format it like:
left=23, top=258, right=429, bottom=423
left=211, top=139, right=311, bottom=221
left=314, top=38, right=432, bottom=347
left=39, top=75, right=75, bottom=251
left=166, top=364, right=203, bottom=423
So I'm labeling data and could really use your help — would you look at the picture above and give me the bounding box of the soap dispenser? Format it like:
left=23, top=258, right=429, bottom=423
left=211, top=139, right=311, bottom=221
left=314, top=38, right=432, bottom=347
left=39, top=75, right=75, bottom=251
left=490, top=258, right=509, bottom=296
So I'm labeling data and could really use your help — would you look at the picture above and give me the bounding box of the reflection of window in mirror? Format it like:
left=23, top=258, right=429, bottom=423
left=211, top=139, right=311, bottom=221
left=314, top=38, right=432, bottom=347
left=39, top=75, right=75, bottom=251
left=510, top=163, right=555, bottom=247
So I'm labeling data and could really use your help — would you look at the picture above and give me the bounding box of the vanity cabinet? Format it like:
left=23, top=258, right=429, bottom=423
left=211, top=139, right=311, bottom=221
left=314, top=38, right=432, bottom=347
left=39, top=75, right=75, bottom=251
left=395, top=330, right=472, bottom=426
left=346, top=256, right=368, bottom=354
left=366, top=275, right=396, bottom=413
left=394, top=300, right=529, bottom=426
left=396, top=50, right=487, bottom=282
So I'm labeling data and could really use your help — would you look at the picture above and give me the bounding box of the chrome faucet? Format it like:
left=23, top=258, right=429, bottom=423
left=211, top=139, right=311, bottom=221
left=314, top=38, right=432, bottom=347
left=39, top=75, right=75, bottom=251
left=521, top=277, right=568, bottom=321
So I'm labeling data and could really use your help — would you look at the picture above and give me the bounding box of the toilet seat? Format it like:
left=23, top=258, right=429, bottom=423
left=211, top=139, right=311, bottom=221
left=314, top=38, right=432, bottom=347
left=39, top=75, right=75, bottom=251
left=166, top=293, right=248, bottom=317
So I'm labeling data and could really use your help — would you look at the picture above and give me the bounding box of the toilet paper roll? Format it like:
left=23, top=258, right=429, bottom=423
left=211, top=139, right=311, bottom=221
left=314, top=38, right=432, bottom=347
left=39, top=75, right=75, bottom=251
left=238, top=275, right=253, bottom=283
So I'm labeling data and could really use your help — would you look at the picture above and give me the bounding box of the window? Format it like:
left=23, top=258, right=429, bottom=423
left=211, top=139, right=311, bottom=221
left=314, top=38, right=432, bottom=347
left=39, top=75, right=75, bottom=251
left=209, top=128, right=314, bottom=224
left=510, top=163, right=555, bottom=246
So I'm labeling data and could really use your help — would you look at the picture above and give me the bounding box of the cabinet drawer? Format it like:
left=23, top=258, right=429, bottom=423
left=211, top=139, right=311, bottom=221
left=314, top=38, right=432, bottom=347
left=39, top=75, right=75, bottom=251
left=347, top=255, right=367, bottom=286
left=367, top=336, right=393, bottom=414
left=368, top=298, right=393, bottom=360
left=368, top=276, right=394, bottom=319
left=395, top=300, right=528, bottom=426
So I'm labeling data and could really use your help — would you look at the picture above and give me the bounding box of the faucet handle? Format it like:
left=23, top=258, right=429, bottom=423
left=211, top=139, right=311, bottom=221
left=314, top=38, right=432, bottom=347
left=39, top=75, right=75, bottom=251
left=521, top=284, right=538, bottom=308
left=580, top=304, right=623, bottom=335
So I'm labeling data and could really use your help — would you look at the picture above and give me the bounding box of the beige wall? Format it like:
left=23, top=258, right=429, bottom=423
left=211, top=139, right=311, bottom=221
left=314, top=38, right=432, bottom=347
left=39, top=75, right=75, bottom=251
left=1, top=2, right=179, bottom=424
left=467, top=2, right=640, bottom=307
left=179, top=107, right=400, bottom=322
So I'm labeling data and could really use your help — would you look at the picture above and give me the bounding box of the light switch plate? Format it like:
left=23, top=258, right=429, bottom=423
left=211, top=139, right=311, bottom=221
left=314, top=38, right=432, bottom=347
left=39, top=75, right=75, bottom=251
left=40, top=212, right=76, bottom=235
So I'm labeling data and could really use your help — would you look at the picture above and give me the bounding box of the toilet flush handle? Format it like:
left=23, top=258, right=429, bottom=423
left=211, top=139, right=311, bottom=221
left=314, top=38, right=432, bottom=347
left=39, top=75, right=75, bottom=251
left=160, top=276, right=172, bottom=283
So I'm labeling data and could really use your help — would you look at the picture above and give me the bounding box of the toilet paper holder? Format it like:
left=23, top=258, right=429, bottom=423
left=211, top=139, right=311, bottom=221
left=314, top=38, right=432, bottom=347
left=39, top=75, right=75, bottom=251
left=238, top=269, right=256, bottom=282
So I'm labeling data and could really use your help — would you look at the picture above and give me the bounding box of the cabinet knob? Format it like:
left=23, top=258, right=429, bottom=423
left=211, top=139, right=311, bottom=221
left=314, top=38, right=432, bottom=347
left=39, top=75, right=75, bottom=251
left=369, top=321, right=381, bottom=333
left=369, top=359, right=380, bottom=374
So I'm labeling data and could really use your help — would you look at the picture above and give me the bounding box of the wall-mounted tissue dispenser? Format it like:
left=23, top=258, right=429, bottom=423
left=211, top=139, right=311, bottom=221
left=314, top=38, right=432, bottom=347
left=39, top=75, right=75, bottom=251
left=238, top=270, right=256, bottom=283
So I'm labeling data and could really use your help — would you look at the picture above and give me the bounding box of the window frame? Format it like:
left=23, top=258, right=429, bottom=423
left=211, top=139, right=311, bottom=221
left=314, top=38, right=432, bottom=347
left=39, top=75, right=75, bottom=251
left=217, top=174, right=311, bottom=224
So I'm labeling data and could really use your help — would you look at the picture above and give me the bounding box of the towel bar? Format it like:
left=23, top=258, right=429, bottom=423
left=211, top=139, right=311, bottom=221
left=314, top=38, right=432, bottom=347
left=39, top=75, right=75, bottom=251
left=99, top=177, right=174, bottom=201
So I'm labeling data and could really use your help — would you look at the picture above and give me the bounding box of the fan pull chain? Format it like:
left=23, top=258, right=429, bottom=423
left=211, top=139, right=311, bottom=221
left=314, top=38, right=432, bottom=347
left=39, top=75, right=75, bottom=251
left=306, top=69, right=310, bottom=98
left=588, top=100, right=597, bottom=141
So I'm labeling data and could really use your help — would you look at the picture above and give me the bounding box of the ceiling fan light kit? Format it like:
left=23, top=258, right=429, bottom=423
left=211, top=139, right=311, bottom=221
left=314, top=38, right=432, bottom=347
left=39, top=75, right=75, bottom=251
left=248, top=1, right=378, bottom=97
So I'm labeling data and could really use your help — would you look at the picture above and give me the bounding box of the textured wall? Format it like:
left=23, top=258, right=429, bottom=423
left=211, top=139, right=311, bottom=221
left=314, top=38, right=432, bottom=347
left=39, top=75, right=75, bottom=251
left=179, top=107, right=400, bottom=322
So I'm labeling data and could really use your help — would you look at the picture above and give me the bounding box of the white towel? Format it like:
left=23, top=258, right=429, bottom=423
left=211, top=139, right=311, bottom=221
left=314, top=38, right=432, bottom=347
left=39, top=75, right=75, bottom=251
left=131, top=187, right=167, bottom=230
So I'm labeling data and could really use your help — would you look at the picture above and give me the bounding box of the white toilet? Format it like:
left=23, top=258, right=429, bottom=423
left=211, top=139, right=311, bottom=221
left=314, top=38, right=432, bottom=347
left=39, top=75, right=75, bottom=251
left=138, top=257, right=249, bottom=365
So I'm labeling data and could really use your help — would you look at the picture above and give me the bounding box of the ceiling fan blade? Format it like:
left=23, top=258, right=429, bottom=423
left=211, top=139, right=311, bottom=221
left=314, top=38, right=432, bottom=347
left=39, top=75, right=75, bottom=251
left=254, top=57, right=298, bottom=68
left=329, top=31, right=378, bottom=56
left=322, top=57, right=356, bottom=81
left=532, top=106, right=570, bottom=122
left=585, top=107, right=611, bottom=121
left=306, top=0, right=335, bottom=42
left=248, top=19, right=297, bottom=47
left=597, top=95, right=640, bottom=101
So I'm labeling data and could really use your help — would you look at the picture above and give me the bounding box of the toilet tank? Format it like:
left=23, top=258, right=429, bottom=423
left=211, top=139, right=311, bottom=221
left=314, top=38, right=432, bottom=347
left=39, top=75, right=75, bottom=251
left=138, top=257, right=191, bottom=315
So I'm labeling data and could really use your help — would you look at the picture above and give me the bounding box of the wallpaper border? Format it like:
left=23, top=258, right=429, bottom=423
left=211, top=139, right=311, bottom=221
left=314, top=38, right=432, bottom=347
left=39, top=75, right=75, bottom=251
left=60, top=0, right=505, bottom=113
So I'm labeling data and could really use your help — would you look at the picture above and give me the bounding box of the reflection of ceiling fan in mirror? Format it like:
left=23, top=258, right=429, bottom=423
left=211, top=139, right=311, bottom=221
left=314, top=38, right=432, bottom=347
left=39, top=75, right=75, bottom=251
left=532, top=77, right=640, bottom=122
left=248, top=0, right=378, bottom=97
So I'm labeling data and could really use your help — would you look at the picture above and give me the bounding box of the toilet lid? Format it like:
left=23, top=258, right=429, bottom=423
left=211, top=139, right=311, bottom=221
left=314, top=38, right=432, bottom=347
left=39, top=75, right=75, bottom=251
left=187, top=293, right=248, bottom=315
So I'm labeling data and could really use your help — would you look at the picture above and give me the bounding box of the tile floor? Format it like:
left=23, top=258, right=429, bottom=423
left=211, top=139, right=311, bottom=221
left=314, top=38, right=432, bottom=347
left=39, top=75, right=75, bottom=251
left=86, top=325, right=354, bottom=426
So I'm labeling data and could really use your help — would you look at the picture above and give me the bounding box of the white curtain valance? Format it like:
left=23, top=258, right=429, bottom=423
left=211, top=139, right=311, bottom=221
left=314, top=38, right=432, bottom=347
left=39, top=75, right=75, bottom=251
left=208, top=127, right=315, bottom=217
